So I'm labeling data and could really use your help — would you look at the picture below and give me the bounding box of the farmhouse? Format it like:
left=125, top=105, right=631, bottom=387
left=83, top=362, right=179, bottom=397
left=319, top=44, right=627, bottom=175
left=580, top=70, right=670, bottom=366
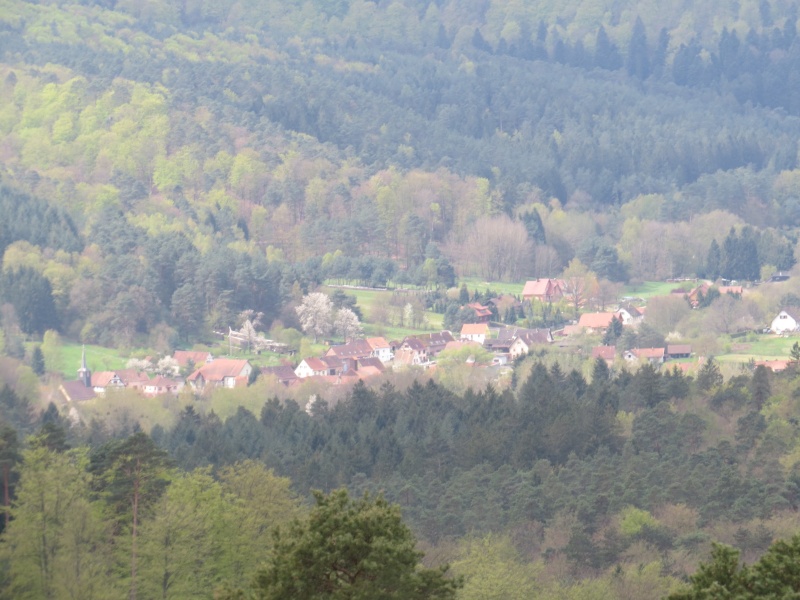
left=522, top=279, right=564, bottom=303
left=187, top=359, right=252, bottom=390
left=771, top=309, right=800, bottom=334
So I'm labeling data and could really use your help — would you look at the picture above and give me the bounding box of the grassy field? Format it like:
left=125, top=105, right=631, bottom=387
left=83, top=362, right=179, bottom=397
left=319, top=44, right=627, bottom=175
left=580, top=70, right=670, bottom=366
left=623, top=281, right=687, bottom=299
left=717, top=334, right=795, bottom=362
left=58, top=342, right=130, bottom=378
left=458, top=277, right=523, bottom=295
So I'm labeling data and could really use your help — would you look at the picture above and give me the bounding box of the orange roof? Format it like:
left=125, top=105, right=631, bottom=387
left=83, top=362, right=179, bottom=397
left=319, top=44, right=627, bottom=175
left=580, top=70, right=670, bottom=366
left=631, top=347, right=665, bottom=359
left=301, top=357, right=328, bottom=371
left=577, top=312, right=615, bottom=329
left=592, top=346, right=616, bottom=361
left=461, top=323, right=488, bottom=335
left=366, top=337, right=390, bottom=349
left=173, top=350, right=212, bottom=367
left=756, top=360, right=791, bottom=372
left=187, top=359, right=250, bottom=382
left=522, top=279, right=562, bottom=297
left=91, top=371, right=119, bottom=387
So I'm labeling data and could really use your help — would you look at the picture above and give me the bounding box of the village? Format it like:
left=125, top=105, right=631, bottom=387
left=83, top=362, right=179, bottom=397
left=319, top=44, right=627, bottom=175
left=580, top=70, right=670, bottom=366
left=55, top=274, right=800, bottom=406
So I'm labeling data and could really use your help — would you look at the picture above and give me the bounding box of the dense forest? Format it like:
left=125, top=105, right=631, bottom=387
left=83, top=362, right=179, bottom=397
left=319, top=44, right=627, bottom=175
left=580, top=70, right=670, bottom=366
left=1, top=359, right=800, bottom=597
left=6, top=0, right=800, bottom=596
left=2, top=0, right=800, bottom=344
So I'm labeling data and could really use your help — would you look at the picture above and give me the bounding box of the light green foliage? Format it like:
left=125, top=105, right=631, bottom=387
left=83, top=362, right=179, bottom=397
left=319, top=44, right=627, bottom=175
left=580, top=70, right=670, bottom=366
left=3, top=445, right=116, bottom=600
left=619, top=506, right=659, bottom=536
left=138, top=468, right=241, bottom=599
left=41, top=330, right=63, bottom=374
left=451, top=534, right=538, bottom=600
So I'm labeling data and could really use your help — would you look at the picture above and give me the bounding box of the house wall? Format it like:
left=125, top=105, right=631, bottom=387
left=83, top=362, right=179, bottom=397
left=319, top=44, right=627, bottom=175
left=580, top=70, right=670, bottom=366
left=772, top=312, right=799, bottom=334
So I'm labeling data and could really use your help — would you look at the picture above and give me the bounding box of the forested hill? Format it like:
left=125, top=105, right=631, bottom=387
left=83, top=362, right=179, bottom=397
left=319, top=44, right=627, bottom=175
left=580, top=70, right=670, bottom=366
left=3, top=0, right=800, bottom=343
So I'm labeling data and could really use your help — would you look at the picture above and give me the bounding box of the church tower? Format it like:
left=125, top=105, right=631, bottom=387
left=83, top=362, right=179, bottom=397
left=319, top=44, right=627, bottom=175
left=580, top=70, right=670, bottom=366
left=77, top=345, right=91, bottom=387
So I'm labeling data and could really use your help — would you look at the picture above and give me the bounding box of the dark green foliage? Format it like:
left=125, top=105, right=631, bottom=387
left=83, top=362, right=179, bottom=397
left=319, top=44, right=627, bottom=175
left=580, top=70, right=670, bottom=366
left=697, top=357, right=724, bottom=392
left=602, top=316, right=623, bottom=345
left=30, top=346, right=44, bottom=376
left=0, top=268, right=59, bottom=335
left=668, top=534, right=800, bottom=599
left=0, top=185, right=82, bottom=256
left=230, top=489, right=461, bottom=599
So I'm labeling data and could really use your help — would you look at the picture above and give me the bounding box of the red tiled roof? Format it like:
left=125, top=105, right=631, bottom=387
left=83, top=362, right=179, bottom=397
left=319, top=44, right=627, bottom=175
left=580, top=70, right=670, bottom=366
left=187, top=359, right=250, bottom=382
left=60, top=380, right=96, bottom=402
left=91, top=372, right=119, bottom=387
left=115, top=369, right=149, bottom=385
left=578, top=313, right=615, bottom=329
left=592, top=346, right=616, bottom=361
left=631, top=348, right=665, bottom=359
left=302, top=357, right=328, bottom=372
left=173, top=350, right=212, bottom=367
left=667, top=344, right=692, bottom=355
left=461, top=323, right=488, bottom=335
left=366, top=337, right=390, bottom=350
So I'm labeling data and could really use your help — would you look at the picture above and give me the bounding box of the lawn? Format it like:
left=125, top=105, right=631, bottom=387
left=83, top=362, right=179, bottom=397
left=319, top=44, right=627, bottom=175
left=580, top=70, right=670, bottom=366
left=623, top=281, right=686, bottom=299
left=58, top=342, right=130, bottom=378
left=717, top=334, right=796, bottom=362
left=458, top=277, right=523, bottom=296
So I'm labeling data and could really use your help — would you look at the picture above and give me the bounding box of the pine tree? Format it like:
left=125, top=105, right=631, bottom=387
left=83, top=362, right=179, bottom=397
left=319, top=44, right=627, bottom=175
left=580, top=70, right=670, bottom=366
left=626, top=17, right=650, bottom=79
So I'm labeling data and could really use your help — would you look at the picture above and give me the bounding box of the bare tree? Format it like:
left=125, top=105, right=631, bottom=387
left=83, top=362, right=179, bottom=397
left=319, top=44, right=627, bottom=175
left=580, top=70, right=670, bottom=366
left=645, top=295, right=691, bottom=334
left=296, top=293, right=334, bottom=342
left=448, top=215, right=532, bottom=281
left=334, top=308, right=363, bottom=343
left=561, top=258, right=598, bottom=318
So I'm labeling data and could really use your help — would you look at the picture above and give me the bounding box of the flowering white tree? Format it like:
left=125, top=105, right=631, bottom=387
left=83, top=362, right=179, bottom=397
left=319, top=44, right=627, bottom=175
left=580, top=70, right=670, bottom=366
left=296, top=293, right=334, bottom=342
left=334, top=308, right=363, bottom=343
left=155, top=356, right=179, bottom=376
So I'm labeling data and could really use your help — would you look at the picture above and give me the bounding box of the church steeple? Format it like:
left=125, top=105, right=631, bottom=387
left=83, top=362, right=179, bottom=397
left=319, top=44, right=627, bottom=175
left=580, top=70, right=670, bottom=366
left=78, top=345, right=91, bottom=387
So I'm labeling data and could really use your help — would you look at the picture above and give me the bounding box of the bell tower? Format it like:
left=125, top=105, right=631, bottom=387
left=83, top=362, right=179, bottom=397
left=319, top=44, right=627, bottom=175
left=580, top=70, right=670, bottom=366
left=77, top=345, right=91, bottom=387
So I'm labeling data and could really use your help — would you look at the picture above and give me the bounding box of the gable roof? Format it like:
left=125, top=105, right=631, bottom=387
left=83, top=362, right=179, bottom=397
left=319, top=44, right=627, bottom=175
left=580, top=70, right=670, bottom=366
left=592, top=346, right=616, bottom=361
left=262, top=365, right=299, bottom=383
left=114, top=369, right=149, bottom=385
left=779, top=308, right=800, bottom=321
left=667, top=344, right=692, bottom=355
left=522, top=279, right=562, bottom=298
left=630, top=347, right=665, bottom=359
left=187, top=359, right=250, bottom=382
left=173, top=350, right=213, bottom=367
left=461, top=323, right=489, bottom=336
left=327, top=339, right=373, bottom=359
left=365, top=337, right=390, bottom=350
left=356, top=356, right=385, bottom=371
left=91, top=371, right=121, bottom=388
left=578, top=312, right=615, bottom=329
left=466, top=303, right=492, bottom=318
left=60, top=380, right=96, bottom=402
left=300, top=357, right=329, bottom=372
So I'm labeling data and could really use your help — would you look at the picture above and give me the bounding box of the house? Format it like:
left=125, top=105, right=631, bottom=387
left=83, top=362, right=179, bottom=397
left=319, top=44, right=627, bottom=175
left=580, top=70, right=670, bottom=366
left=755, top=359, right=791, bottom=372
left=114, top=369, right=150, bottom=389
left=91, top=371, right=126, bottom=394
left=508, top=329, right=555, bottom=360
left=592, top=346, right=616, bottom=364
left=295, top=356, right=343, bottom=379
left=262, top=365, right=300, bottom=386
left=624, top=348, right=665, bottom=364
left=325, top=339, right=374, bottom=361
left=466, top=302, right=493, bottom=323
left=142, top=376, right=183, bottom=396
left=461, top=323, right=489, bottom=344
left=522, top=279, right=564, bottom=303
left=577, top=312, right=616, bottom=333
left=173, top=350, right=213, bottom=370
left=187, top=359, right=252, bottom=390
left=366, top=337, right=393, bottom=362
left=393, top=338, right=430, bottom=366
left=667, top=344, right=692, bottom=359
left=771, top=309, right=800, bottom=334
left=615, top=304, right=644, bottom=326
left=60, top=380, right=96, bottom=402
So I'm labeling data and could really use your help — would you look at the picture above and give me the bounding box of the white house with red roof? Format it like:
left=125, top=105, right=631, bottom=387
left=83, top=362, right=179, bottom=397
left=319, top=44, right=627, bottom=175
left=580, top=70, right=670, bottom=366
left=460, top=323, right=489, bottom=344
left=187, top=359, right=251, bottom=390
